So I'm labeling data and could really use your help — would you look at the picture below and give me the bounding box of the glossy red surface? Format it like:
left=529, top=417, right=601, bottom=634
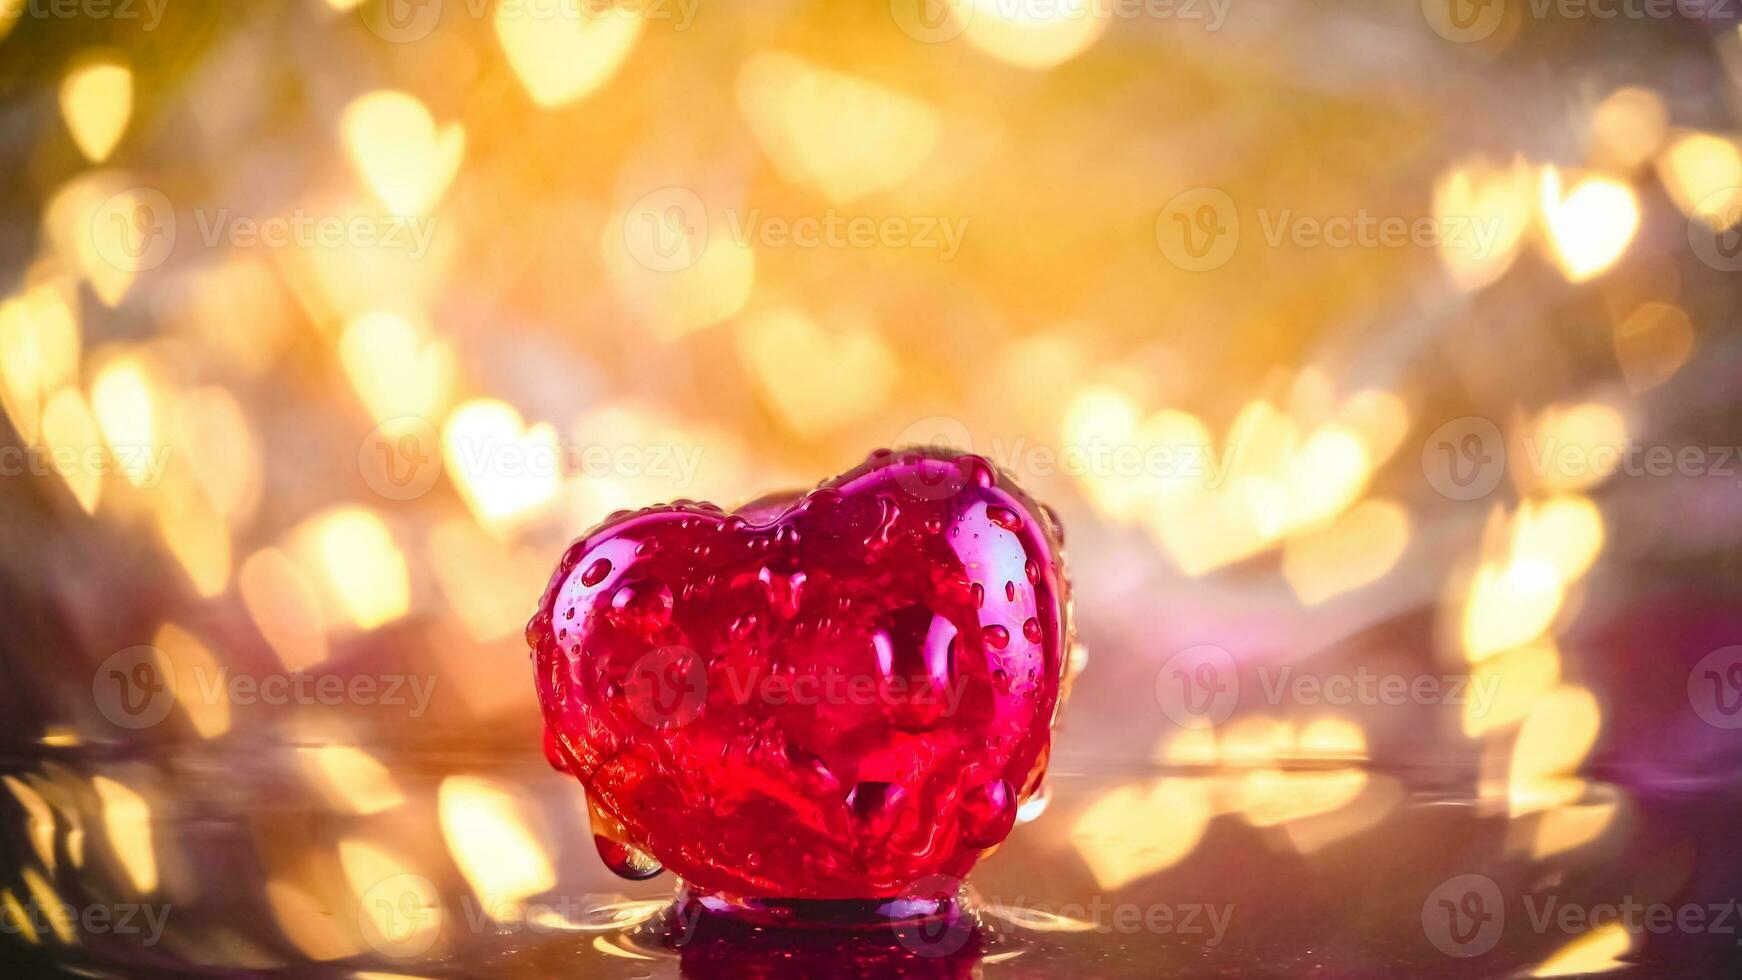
left=528, top=448, right=1070, bottom=900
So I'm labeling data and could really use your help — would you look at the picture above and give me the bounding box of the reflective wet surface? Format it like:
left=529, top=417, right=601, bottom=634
left=5, top=749, right=1741, bottom=977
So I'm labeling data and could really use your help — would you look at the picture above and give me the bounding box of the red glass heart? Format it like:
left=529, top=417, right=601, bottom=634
left=528, top=448, right=1070, bottom=900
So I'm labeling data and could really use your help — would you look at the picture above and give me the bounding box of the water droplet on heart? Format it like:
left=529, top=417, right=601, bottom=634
left=970, top=583, right=984, bottom=608
left=588, top=796, right=662, bottom=880
left=1004, top=581, right=1017, bottom=602
left=594, top=835, right=662, bottom=880
left=759, top=567, right=805, bottom=619
left=872, top=605, right=959, bottom=730
left=965, top=456, right=996, bottom=487
left=847, top=781, right=906, bottom=839
left=986, top=505, right=1021, bottom=531
left=729, top=613, right=757, bottom=641
left=635, top=538, right=660, bottom=557
left=992, top=668, right=1011, bottom=692
left=961, top=779, right=1017, bottom=847
left=1024, top=559, right=1040, bottom=583
left=983, top=625, right=1010, bottom=650
left=581, top=559, right=611, bottom=586
left=611, top=578, right=673, bottom=625
left=1016, top=780, right=1052, bottom=825
left=923, top=516, right=944, bottom=535
left=1022, top=618, right=1043, bottom=644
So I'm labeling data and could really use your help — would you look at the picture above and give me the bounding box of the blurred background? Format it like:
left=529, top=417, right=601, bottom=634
left=3, top=0, right=1742, bottom=975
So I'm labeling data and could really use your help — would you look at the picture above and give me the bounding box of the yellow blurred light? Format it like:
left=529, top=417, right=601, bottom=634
left=736, top=53, right=941, bottom=204
left=60, top=58, right=132, bottom=163
left=1531, top=922, right=1632, bottom=976
left=20, top=868, right=74, bottom=943
left=1510, top=686, right=1601, bottom=816
left=1155, top=727, right=1219, bottom=767
left=90, top=357, right=159, bottom=487
left=154, top=623, right=230, bottom=739
left=594, top=936, right=657, bottom=960
left=0, top=279, right=80, bottom=445
left=44, top=175, right=149, bottom=307
left=92, top=775, right=157, bottom=893
left=265, top=878, right=364, bottom=962
left=1539, top=168, right=1639, bottom=283
left=341, top=91, right=465, bottom=216
left=1462, top=557, right=1565, bottom=663
left=438, top=776, right=556, bottom=914
left=442, top=399, right=562, bottom=533
left=4, top=776, right=56, bottom=871
left=239, top=548, right=329, bottom=670
left=1336, top=389, right=1410, bottom=465
left=1236, top=767, right=1369, bottom=827
left=168, top=259, right=295, bottom=376
left=1070, top=779, right=1211, bottom=891
left=1433, top=156, right=1535, bottom=291
left=173, top=387, right=262, bottom=527
left=0, top=0, right=22, bottom=43
left=1531, top=797, right=1618, bottom=859
left=1513, top=495, right=1604, bottom=582
left=156, top=486, right=233, bottom=597
left=40, top=388, right=104, bottom=513
left=1216, top=715, right=1296, bottom=765
left=958, top=0, right=1107, bottom=69
left=601, top=206, right=756, bottom=340
left=429, top=519, right=552, bottom=643
left=1464, top=642, right=1561, bottom=736
left=1656, top=131, right=1742, bottom=230
left=307, top=506, right=411, bottom=630
left=496, top=0, right=642, bottom=107
left=736, top=308, right=896, bottom=439
left=1284, top=425, right=1371, bottom=529
left=339, top=840, right=441, bottom=957
left=1, top=889, right=38, bottom=945
left=1523, top=402, right=1628, bottom=492
left=298, top=745, right=405, bottom=815
left=1296, top=717, right=1370, bottom=761
left=339, top=311, right=454, bottom=427
left=1590, top=87, right=1666, bottom=171
left=1282, top=499, right=1410, bottom=605
left=1613, top=302, right=1694, bottom=393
